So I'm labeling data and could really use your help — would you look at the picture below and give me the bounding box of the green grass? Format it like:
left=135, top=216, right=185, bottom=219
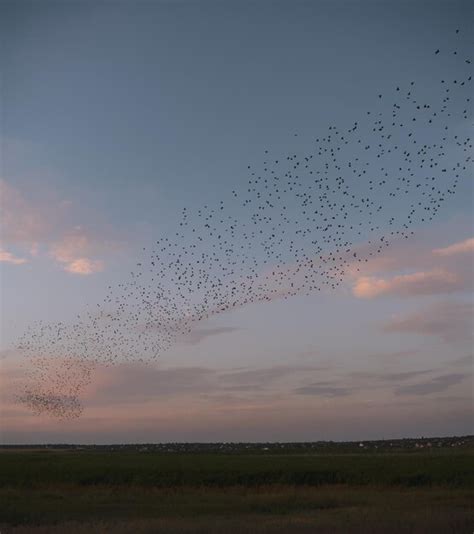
left=0, top=449, right=473, bottom=532
left=0, top=449, right=473, bottom=488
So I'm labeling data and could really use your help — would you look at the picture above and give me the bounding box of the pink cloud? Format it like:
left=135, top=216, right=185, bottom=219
left=347, top=230, right=474, bottom=299
left=49, top=229, right=109, bottom=275
left=0, top=179, right=120, bottom=274
left=352, top=268, right=462, bottom=298
left=49, top=231, right=93, bottom=264
left=236, top=228, right=473, bottom=307
left=0, top=248, right=28, bottom=265
left=62, top=258, right=104, bottom=275
left=433, top=237, right=474, bottom=257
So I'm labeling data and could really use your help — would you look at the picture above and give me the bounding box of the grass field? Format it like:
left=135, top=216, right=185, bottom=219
left=0, top=444, right=473, bottom=533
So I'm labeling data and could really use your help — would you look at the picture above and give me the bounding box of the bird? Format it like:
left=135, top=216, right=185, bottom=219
left=15, top=28, right=472, bottom=418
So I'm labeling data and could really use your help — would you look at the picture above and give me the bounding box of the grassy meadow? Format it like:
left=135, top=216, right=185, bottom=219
left=0, top=442, right=473, bottom=533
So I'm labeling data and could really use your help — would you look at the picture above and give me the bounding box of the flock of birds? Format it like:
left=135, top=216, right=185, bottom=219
left=15, top=31, right=472, bottom=418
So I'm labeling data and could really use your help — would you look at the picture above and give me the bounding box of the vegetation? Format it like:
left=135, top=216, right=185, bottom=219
left=0, top=443, right=473, bottom=532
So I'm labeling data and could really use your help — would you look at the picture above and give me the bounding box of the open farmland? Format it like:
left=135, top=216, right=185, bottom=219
left=0, top=438, right=473, bottom=533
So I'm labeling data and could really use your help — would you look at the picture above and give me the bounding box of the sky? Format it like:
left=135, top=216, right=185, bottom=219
left=0, top=0, right=472, bottom=444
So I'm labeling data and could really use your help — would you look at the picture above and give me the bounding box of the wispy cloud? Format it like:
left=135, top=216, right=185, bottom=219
left=433, top=237, right=474, bottom=257
left=367, top=349, right=421, bottom=361
left=450, top=355, right=473, bottom=368
left=218, top=365, right=320, bottom=386
left=294, top=363, right=470, bottom=400
left=350, top=370, right=433, bottom=383
left=49, top=229, right=112, bottom=275
left=180, top=326, right=242, bottom=345
left=0, top=179, right=120, bottom=274
left=80, top=362, right=332, bottom=407
left=353, top=269, right=462, bottom=298
left=294, top=382, right=353, bottom=397
left=0, top=248, right=28, bottom=265
left=87, top=365, right=214, bottom=403
left=294, top=369, right=435, bottom=398
left=382, top=301, right=473, bottom=344
left=395, top=373, right=467, bottom=396
left=62, top=258, right=105, bottom=275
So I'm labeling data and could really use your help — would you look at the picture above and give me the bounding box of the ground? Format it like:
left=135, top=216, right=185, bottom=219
left=0, top=439, right=473, bottom=533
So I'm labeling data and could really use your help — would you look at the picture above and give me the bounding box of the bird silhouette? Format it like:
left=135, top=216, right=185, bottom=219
left=14, top=29, right=472, bottom=418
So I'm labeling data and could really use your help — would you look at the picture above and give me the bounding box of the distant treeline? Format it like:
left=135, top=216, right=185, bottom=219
left=1, top=435, right=473, bottom=454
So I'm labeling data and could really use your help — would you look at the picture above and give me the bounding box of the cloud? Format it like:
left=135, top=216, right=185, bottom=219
left=304, top=369, right=434, bottom=398
left=87, top=364, right=215, bottom=403
left=367, top=349, right=420, bottom=361
left=218, top=365, right=319, bottom=386
left=49, top=229, right=110, bottom=275
left=395, top=373, right=467, bottom=396
left=294, top=382, right=353, bottom=397
left=433, top=237, right=474, bottom=256
left=180, top=326, right=242, bottom=345
left=353, top=268, right=463, bottom=298
left=83, top=362, right=331, bottom=407
left=379, top=371, right=431, bottom=382
left=0, top=179, right=120, bottom=274
left=348, top=230, right=473, bottom=299
left=0, top=178, right=51, bottom=245
left=0, top=248, right=28, bottom=265
left=450, top=355, right=473, bottom=368
left=382, top=301, right=473, bottom=344
left=350, top=370, right=432, bottom=383
left=5, top=353, right=472, bottom=441
left=62, top=258, right=105, bottom=275
left=294, top=366, right=468, bottom=399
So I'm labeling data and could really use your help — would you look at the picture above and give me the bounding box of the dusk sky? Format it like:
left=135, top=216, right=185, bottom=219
left=1, top=0, right=472, bottom=444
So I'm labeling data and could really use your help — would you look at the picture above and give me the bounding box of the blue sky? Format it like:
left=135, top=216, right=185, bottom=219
left=0, top=0, right=472, bottom=443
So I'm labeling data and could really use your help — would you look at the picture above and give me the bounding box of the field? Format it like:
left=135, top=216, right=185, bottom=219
left=0, top=439, right=473, bottom=533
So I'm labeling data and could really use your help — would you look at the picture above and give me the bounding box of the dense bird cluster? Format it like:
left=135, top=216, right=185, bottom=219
left=16, top=32, right=472, bottom=418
